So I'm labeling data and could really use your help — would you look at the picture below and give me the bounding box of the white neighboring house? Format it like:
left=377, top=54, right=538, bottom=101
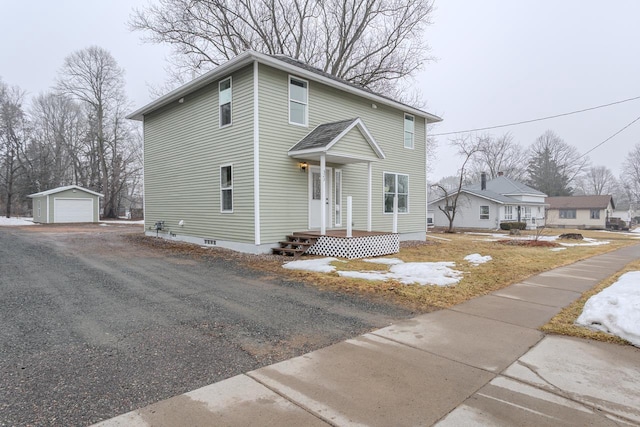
left=429, top=174, right=548, bottom=230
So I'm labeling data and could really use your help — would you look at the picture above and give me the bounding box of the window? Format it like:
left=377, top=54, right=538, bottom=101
left=384, top=172, right=409, bottom=213
left=480, top=205, right=490, bottom=220
left=289, top=76, right=308, bottom=126
left=504, top=205, right=513, bottom=220
left=559, top=209, right=576, bottom=219
left=523, top=206, right=532, bottom=219
left=590, top=209, right=600, bottom=219
left=404, top=113, right=415, bottom=149
left=335, top=169, right=342, bottom=226
left=37, top=200, right=41, bottom=218
left=219, top=77, right=232, bottom=127
left=220, top=165, right=233, bottom=212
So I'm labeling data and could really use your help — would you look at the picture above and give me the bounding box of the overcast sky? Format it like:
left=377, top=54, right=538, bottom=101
left=1, top=0, right=638, bottom=182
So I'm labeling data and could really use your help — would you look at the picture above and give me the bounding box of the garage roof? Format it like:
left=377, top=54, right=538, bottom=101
left=27, top=185, right=103, bottom=198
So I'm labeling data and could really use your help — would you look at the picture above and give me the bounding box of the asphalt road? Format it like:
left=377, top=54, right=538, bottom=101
left=0, top=225, right=413, bottom=426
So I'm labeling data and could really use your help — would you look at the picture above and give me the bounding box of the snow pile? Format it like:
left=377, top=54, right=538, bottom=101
left=576, top=271, right=640, bottom=347
left=283, top=257, right=338, bottom=273
left=363, top=257, right=404, bottom=265
left=559, top=237, right=610, bottom=247
left=550, top=247, right=567, bottom=252
left=339, top=261, right=463, bottom=286
left=464, top=253, right=492, bottom=265
left=0, top=217, right=36, bottom=226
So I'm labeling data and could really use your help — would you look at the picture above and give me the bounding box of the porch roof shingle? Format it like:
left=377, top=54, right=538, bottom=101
left=288, top=118, right=357, bottom=151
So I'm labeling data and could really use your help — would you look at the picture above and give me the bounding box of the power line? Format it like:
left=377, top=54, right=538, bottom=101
left=577, top=114, right=640, bottom=160
left=430, top=95, right=640, bottom=136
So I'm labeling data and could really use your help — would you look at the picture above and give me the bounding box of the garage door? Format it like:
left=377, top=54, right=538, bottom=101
left=54, top=199, right=94, bottom=223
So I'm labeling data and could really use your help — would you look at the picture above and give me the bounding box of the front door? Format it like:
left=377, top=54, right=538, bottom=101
left=309, top=166, right=332, bottom=229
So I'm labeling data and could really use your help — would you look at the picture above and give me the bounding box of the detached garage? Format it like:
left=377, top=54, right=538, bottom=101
left=28, top=185, right=103, bottom=224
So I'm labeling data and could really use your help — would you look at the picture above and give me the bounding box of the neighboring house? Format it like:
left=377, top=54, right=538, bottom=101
left=546, top=195, right=615, bottom=229
left=429, top=173, right=547, bottom=230
left=127, top=50, right=442, bottom=255
left=27, top=185, right=103, bottom=224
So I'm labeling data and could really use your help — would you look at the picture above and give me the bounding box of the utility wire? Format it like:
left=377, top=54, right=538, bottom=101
left=430, top=95, right=640, bottom=136
left=577, top=114, right=640, bottom=160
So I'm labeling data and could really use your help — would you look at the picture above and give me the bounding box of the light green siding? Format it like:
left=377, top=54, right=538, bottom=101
left=328, top=128, right=379, bottom=161
left=31, top=196, right=47, bottom=223
left=143, top=65, right=255, bottom=242
left=257, top=64, right=427, bottom=243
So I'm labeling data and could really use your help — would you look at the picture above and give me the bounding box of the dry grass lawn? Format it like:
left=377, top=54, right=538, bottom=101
left=257, top=228, right=638, bottom=312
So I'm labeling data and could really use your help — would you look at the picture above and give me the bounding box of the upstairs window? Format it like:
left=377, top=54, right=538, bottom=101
left=384, top=172, right=409, bottom=213
left=219, top=77, right=232, bottom=127
left=289, top=76, right=308, bottom=126
left=220, top=165, right=233, bottom=212
left=404, top=113, right=415, bottom=149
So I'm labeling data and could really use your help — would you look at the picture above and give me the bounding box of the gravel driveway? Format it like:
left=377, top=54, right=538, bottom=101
left=0, top=224, right=412, bottom=426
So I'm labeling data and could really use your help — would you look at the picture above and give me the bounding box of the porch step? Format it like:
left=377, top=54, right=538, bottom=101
left=272, top=234, right=318, bottom=258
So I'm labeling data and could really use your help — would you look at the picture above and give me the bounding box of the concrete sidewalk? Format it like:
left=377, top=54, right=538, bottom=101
left=94, top=244, right=640, bottom=427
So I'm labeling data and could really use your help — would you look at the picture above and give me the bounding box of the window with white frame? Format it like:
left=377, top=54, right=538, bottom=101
left=559, top=209, right=576, bottom=219
left=335, top=169, right=342, bottom=226
left=289, top=76, right=308, bottom=126
left=37, top=200, right=41, bottom=218
left=504, top=205, right=513, bottom=220
left=404, top=113, right=414, bottom=149
left=590, top=209, right=600, bottom=219
left=384, top=172, right=409, bottom=213
left=523, top=206, right=532, bottom=219
left=480, top=205, right=490, bottom=220
left=219, top=77, right=232, bottom=127
left=220, top=165, right=233, bottom=212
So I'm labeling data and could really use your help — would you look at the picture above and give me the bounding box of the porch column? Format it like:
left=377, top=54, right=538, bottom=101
left=320, top=153, right=326, bottom=235
left=367, top=161, right=372, bottom=232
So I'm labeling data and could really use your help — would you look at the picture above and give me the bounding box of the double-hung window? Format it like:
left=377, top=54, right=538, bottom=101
left=590, top=209, right=600, bottom=219
left=480, top=205, right=490, bottom=220
left=404, top=113, right=415, bottom=149
left=504, top=205, right=513, bottom=220
left=219, top=77, right=232, bottom=127
left=523, top=206, right=532, bottom=219
left=220, top=165, right=233, bottom=212
left=384, top=172, right=409, bottom=213
left=289, top=76, right=308, bottom=126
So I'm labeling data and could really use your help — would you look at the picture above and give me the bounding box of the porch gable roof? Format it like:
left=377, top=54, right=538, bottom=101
left=288, top=117, right=385, bottom=164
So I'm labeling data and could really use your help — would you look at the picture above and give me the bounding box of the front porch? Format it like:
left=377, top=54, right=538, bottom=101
left=293, top=230, right=399, bottom=259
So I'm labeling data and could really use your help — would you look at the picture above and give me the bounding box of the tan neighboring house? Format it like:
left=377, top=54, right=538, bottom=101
left=545, top=195, right=615, bottom=229
left=127, top=50, right=442, bottom=257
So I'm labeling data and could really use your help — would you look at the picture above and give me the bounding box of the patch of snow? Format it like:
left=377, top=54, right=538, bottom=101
left=576, top=271, right=640, bottom=347
left=99, top=223, right=109, bottom=227
left=389, top=262, right=463, bottom=286
left=363, top=257, right=404, bottom=265
left=100, top=220, right=144, bottom=225
left=0, top=217, right=36, bottom=226
left=426, top=234, right=452, bottom=241
left=283, top=257, right=338, bottom=273
left=559, top=237, right=610, bottom=247
left=338, top=271, right=391, bottom=282
left=550, top=247, right=567, bottom=252
left=464, top=253, right=492, bottom=265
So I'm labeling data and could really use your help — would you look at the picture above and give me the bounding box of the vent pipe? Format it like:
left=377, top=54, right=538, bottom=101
left=481, top=172, right=487, bottom=190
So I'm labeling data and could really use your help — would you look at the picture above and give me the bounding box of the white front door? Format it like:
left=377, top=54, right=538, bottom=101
left=309, top=166, right=332, bottom=229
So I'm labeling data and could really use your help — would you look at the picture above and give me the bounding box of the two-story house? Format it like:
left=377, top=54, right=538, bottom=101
left=127, top=51, right=442, bottom=256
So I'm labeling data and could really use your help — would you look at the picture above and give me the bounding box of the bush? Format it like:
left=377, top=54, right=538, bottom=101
left=500, top=221, right=526, bottom=231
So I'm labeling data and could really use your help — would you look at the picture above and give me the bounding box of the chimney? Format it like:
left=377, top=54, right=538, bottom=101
left=481, top=172, right=487, bottom=190
left=498, top=171, right=504, bottom=177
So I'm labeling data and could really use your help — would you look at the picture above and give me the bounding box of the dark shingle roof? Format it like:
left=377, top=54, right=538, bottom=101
left=289, top=118, right=358, bottom=152
left=546, top=195, right=614, bottom=210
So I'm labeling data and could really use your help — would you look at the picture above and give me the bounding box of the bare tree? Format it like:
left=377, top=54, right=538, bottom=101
left=526, top=130, right=588, bottom=196
left=468, top=132, right=527, bottom=181
left=130, top=0, right=434, bottom=98
left=622, top=143, right=640, bottom=206
left=431, top=134, right=482, bottom=232
left=574, top=166, right=619, bottom=196
left=0, top=80, right=29, bottom=217
left=56, top=46, right=130, bottom=218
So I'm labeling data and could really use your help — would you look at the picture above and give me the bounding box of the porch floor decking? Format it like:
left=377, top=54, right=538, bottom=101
left=293, top=230, right=399, bottom=259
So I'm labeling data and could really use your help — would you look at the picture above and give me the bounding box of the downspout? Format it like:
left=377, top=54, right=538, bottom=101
left=253, top=61, right=261, bottom=245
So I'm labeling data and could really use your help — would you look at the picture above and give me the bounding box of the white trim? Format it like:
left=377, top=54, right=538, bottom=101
left=220, top=164, right=234, bottom=213
left=253, top=61, right=261, bottom=245
left=320, top=154, right=326, bottom=234
left=127, top=51, right=442, bottom=123
left=383, top=171, right=410, bottom=215
left=367, top=162, right=372, bottom=232
left=37, top=199, right=41, bottom=219
left=288, top=75, right=309, bottom=127
left=46, top=195, right=50, bottom=223
left=308, top=165, right=333, bottom=231
left=425, top=120, right=429, bottom=233
left=27, top=184, right=103, bottom=198
left=334, top=169, right=342, bottom=227
left=218, top=76, right=232, bottom=128
left=479, top=205, right=490, bottom=220
left=404, top=113, right=415, bottom=149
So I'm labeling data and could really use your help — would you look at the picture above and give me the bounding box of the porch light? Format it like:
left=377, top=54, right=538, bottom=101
left=299, top=162, right=308, bottom=172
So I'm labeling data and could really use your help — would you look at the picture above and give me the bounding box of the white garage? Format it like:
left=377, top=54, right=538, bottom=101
left=28, top=185, right=103, bottom=224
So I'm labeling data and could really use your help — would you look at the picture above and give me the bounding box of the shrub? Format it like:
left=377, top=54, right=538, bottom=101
left=500, top=221, right=526, bottom=231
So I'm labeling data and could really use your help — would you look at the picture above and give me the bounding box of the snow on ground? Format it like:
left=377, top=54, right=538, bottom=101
left=464, top=253, right=492, bottom=265
left=338, top=261, right=463, bottom=286
left=363, top=257, right=404, bottom=265
left=0, top=217, right=36, bottom=226
left=550, top=247, right=567, bottom=252
left=100, top=220, right=145, bottom=225
left=283, top=257, right=338, bottom=273
left=576, top=271, right=640, bottom=347
left=558, top=237, right=610, bottom=247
